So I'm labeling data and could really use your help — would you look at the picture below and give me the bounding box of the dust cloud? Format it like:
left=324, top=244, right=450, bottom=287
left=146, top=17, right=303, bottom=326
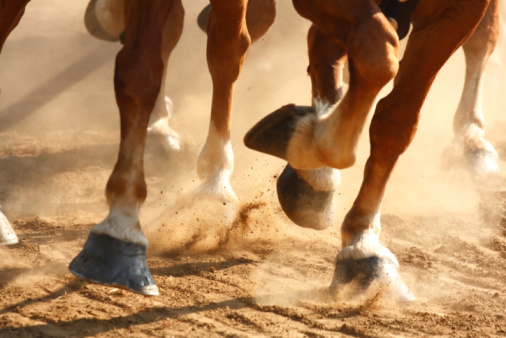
left=0, top=0, right=505, bottom=314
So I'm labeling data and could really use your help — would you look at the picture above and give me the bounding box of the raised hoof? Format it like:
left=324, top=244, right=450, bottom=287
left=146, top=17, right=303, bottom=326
left=244, top=104, right=315, bottom=161
left=84, top=0, right=120, bottom=42
left=69, top=232, right=159, bottom=296
left=329, top=256, right=414, bottom=302
left=197, top=4, right=211, bottom=32
left=0, top=211, right=18, bottom=245
left=277, top=164, right=334, bottom=230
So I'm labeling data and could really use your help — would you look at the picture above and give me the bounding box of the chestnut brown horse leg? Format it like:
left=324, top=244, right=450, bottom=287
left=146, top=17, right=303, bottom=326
left=246, top=0, right=398, bottom=227
left=198, top=0, right=276, bottom=44
left=196, top=0, right=251, bottom=212
left=449, top=0, right=500, bottom=178
left=332, top=0, right=492, bottom=300
left=246, top=0, right=491, bottom=300
left=69, top=0, right=184, bottom=296
left=275, top=25, right=345, bottom=230
left=246, top=0, right=400, bottom=170
left=86, top=0, right=181, bottom=152
left=0, top=0, right=30, bottom=245
left=146, top=1, right=185, bottom=152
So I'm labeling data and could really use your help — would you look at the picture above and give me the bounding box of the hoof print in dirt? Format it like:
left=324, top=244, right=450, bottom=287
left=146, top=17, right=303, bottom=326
left=329, top=256, right=414, bottom=302
left=277, top=164, right=334, bottom=230
left=69, top=232, right=159, bottom=296
left=244, top=104, right=315, bottom=161
left=84, top=0, right=120, bottom=42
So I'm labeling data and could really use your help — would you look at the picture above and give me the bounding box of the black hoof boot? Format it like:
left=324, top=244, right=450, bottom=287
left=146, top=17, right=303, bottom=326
left=197, top=4, right=211, bottom=32
left=329, top=256, right=414, bottom=302
left=277, top=164, right=334, bottom=230
left=84, top=0, right=120, bottom=42
left=244, top=104, right=315, bottom=161
left=69, top=232, right=159, bottom=296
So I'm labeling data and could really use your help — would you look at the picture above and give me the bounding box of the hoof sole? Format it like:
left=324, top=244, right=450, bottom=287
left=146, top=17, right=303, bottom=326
left=330, top=257, right=414, bottom=302
left=84, top=0, right=120, bottom=42
left=277, top=164, right=334, bottom=230
left=69, top=232, right=159, bottom=296
left=244, top=104, right=315, bottom=161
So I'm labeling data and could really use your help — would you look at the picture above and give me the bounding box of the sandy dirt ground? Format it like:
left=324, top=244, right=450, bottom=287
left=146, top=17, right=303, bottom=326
left=1, top=1, right=506, bottom=337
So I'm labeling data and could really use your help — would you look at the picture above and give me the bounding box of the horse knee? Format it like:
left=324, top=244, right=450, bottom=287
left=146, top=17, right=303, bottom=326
left=207, top=29, right=251, bottom=82
left=349, top=13, right=399, bottom=87
left=207, top=5, right=251, bottom=82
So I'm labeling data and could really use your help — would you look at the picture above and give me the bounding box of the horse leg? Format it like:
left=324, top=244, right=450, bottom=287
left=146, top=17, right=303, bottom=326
left=198, top=0, right=276, bottom=44
left=70, top=0, right=184, bottom=296
left=448, top=0, right=501, bottom=178
left=86, top=0, right=182, bottom=153
left=246, top=0, right=400, bottom=171
left=0, top=0, right=29, bottom=53
left=0, top=0, right=30, bottom=245
left=275, top=25, right=344, bottom=230
left=196, top=1, right=251, bottom=209
left=146, top=3, right=185, bottom=152
left=331, top=0, right=491, bottom=300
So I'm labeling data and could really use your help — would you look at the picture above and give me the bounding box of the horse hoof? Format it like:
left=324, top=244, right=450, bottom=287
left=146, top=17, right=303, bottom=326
left=197, top=4, right=211, bottom=32
left=84, top=0, right=120, bottom=42
left=277, top=164, right=334, bottom=230
left=465, top=144, right=500, bottom=179
left=69, top=232, right=159, bottom=296
left=329, top=256, right=414, bottom=302
left=244, top=104, right=315, bottom=161
left=0, top=211, right=18, bottom=245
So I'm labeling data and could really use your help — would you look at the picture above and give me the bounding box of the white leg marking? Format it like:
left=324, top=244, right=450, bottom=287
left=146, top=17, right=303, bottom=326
left=92, top=204, right=148, bottom=246
left=147, top=95, right=181, bottom=151
left=197, top=124, right=238, bottom=202
left=296, top=166, right=341, bottom=192
left=339, top=213, right=397, bottom=264
left=287, top=97, right=371, bottom=170
left=451, top=36, right=500, bottom=177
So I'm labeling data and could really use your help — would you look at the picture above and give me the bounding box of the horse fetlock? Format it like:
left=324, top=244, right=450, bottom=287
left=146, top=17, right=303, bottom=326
left=147, top=117, right=181, bottom=152
left=287, top=117, right=357, bottom=170
left=197, top=134, right=234, bottom=180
